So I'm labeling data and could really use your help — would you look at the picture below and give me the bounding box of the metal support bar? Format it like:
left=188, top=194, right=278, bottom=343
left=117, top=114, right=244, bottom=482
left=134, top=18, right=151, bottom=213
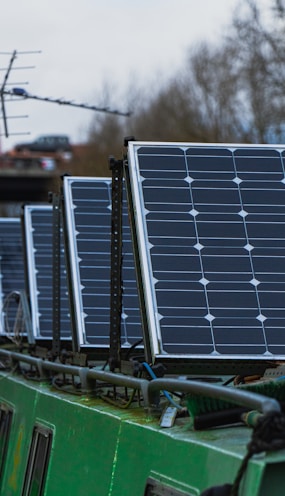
left=60, top=177, right=78, bottom=352
left=78, top=368, right=96, bottom=393
left=3, top=89, right=131, bottom=116
left=52, top=193, right=61, bottom=358
left=109, top=157, right=124, bottom=371
left=0, top=50, right=17, bottom=137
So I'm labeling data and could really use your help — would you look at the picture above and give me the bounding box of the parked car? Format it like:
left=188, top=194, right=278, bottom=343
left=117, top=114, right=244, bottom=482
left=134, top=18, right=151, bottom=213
left=15, top=135, right=71, bottom=153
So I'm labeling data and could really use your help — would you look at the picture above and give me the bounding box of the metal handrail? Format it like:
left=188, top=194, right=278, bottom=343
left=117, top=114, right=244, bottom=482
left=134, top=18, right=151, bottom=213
left=0, top=348, right=280, bottom=414
left=147, top=378, right=281, bottom=415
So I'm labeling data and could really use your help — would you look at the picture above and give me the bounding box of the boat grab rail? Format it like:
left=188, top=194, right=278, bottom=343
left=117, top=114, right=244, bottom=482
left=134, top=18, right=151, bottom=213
left=0, top=348, right=280, bottom=414
left=147, top=378, right=281, bottom=415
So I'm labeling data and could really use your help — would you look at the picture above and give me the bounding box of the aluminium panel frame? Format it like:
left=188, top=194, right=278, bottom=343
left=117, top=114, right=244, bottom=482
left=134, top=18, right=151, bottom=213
left=63, top=176, right=112, bottom=350
left=127, top=141, right=285, bottom=368
left=23, top=205, right=53, bottom=339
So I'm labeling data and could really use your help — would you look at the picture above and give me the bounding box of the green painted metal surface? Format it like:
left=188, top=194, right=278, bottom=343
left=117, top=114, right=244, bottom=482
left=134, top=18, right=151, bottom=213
left=0, top=372, right=285, bottom=495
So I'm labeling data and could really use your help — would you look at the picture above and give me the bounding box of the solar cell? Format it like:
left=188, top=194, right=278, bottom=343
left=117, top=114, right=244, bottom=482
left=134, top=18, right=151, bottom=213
left=127, top=142, right=285, bottom=366
left=23, top=205, right=71, bottom=340
left=0, top=218, right=25, bottom=335
left=62, top=177, right=142, bottom=351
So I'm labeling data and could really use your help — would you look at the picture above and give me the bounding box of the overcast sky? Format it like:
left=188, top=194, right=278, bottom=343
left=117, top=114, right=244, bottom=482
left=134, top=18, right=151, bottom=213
left=0, top=0, right=246, bottom=152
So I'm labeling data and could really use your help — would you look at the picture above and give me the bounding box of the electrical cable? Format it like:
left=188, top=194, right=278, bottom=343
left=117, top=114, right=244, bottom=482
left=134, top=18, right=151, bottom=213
left=222, top=376, right=236, bottom=386
left=51, top=375, right=83, bottom=395
left=142, top=362, right=183, bottom=410
left=124, top=338, right=144, bottom=360
left=2, top=291, right=23, bottom=344
left=99, top=388, right=137, bottom=409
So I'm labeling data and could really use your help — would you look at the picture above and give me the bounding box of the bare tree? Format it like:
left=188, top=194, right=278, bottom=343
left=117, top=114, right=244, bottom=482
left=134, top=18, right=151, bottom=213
left=82, top=0, right=285, bottom=167
left=184, top=42, right=249, bottom=143
left=230, top=0, right=285, bottom=142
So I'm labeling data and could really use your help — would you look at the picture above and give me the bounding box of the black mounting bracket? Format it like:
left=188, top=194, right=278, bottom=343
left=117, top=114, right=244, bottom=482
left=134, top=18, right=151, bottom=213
left=51, top=192, right=62, bottom=358
left=109, top=157, right=124, bottom=371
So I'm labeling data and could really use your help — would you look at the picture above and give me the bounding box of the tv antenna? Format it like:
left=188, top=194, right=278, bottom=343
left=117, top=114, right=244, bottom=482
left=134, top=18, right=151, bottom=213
left=0, top=50, right=131, bottom=138
left=0, top=49, right=40, bottom=137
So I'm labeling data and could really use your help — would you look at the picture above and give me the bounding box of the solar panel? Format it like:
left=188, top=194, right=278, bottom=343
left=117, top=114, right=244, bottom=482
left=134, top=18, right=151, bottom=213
left=62, top=176, right=142, bottom=352
left=0, top=218, right=25, bottom=335
left=126, top=142, right=285, bottom=367
left=22, top=205, right=71, bottom=340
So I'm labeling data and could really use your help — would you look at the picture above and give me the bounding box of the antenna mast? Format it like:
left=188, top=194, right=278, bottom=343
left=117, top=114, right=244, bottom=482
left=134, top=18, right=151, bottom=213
left=0, top=50, right=17, bottom=137
left=0, top=49, right=40, bottom=137
left=0, top=50, right=131, bottom=138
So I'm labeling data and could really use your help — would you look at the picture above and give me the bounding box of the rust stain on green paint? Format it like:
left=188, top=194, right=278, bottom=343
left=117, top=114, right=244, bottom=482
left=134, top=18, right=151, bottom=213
left=8, top=425, right=24, bottom=492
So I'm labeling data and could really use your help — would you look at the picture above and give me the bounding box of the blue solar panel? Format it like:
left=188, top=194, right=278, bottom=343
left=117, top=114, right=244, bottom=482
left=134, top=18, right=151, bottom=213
left=127, top=142, right=285, bottom=365
left=23, top=205, right=71, bottom=340
left=62, top=176, right=142, bottom=351
left=0, top=218, right=25, bottom=335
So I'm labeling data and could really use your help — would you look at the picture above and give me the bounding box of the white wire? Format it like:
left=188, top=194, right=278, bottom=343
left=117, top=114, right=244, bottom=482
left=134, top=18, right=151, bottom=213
left=2, top=291, right=23, bottom=345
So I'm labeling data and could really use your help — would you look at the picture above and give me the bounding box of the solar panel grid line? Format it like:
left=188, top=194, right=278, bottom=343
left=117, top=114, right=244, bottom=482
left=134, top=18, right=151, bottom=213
left=127, top=142, right=285, bottom=364
left=232, top=154, right=268, bottom=353
left=186, top=160, right=217, bottom=354
left=62, top=176, right=142, bottom=351
left=190, top=143, right=284, bottom=356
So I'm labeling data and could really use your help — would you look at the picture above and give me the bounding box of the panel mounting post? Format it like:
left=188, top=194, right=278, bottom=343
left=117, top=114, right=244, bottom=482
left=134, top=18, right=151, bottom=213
left=109, top=157, right=124, bottom=371
left=51, top=192, right=61, bottom=358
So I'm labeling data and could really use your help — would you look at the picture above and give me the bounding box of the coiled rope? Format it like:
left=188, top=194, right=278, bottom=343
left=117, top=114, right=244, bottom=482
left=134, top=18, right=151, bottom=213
left=201, top=411, right=285, bottom=496
left=230, top=411, right=285, bottom=495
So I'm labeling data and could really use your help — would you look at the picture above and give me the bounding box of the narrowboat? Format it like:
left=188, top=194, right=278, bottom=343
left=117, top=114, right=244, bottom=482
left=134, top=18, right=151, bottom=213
left=0, top=140, right=285, bottom=496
